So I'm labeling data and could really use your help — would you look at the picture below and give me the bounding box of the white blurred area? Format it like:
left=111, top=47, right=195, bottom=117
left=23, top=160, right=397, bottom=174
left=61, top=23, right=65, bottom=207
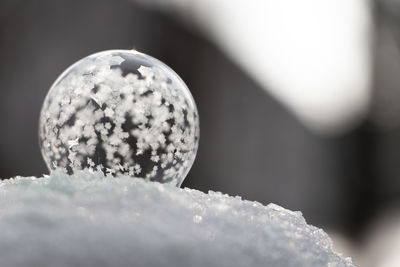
left=362, top=211, right=400, bottom=267
left=139, top=0, right=373, bottom=134
left=331, top=211, right=400, bottom=267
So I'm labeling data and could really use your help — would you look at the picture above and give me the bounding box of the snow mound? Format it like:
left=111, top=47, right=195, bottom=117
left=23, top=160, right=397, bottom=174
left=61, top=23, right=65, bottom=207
left=0, top=170, right=354, bottom=267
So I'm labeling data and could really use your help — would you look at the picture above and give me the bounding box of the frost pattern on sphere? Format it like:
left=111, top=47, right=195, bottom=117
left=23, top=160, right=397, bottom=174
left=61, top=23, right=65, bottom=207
left=39, top=50, right=199, bottom=186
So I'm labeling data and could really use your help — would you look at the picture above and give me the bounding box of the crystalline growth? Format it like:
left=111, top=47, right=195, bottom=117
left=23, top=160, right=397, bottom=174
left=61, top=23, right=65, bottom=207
left=39, top=50, right=199, bottom=187
left=0, top=171, right=354, bottom=267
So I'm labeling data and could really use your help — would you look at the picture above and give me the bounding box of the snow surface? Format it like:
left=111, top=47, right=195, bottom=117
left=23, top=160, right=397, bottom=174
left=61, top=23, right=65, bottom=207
left=0, top=170, right=354, bottom=267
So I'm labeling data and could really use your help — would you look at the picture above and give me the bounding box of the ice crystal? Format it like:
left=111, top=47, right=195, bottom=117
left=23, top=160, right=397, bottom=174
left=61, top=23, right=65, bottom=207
left=39, top=50, right=199, bottom=186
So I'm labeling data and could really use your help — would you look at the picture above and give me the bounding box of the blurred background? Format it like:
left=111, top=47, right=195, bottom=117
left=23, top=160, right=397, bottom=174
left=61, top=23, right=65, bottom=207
left=2, top=0, right=400, bottom=265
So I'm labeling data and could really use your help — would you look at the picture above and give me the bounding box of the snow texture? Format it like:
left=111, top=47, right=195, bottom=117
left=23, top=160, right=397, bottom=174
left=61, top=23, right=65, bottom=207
left=0, top=170, right=353, bottom=267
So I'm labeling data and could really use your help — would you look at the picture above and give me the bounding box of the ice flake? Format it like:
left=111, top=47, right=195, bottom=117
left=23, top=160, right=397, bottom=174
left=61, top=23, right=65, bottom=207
left=151, top=155, right=160, bottom=163
left=68, top=137, right=79, bottom=149
left=193, top=215, right=203, bottom=224
left=134, top=164, right=141, bottom=175
left=87, top=158, right=95, bottom=168
left=104, top=107, right=114, bottom=118
left=117, top=163, right=125, bottom=171
left=138, top=65, right=153, bottom=78
left=105, top=168, right=115, bottom=175
left=108, top=55, right=125, bottom=65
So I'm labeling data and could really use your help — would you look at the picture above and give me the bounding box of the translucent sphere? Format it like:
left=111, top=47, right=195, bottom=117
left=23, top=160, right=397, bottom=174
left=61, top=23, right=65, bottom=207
left=39, top=50, right=199, bottom=187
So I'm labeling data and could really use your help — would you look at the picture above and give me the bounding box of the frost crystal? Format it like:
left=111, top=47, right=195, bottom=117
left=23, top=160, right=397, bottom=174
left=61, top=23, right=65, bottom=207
left=0, top=171, right=355, bottom=267
left=39, top=50, right=199, bottom=186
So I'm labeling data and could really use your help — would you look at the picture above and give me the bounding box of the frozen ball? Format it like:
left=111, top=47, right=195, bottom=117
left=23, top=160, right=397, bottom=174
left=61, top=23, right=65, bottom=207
left=39, top=50, right=199, bottom=187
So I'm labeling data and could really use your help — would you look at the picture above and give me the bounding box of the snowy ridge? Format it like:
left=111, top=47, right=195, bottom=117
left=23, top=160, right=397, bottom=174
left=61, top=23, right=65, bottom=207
left=0, top=170, right=354, bottom=267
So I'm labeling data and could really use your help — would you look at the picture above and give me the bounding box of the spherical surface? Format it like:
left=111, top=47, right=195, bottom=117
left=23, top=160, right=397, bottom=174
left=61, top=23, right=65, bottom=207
left=39, top=50, right=199, bottom=186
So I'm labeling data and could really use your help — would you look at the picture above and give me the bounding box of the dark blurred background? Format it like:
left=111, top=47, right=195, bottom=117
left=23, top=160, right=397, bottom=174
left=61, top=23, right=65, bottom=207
left=2, top=0, right=400, bottom=265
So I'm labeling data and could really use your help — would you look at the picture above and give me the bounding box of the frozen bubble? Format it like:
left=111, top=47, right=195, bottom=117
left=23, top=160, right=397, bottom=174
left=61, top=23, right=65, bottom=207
left=39, top=50, right=199, bottom=186
left=0, top=171, right=354, bottom=267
